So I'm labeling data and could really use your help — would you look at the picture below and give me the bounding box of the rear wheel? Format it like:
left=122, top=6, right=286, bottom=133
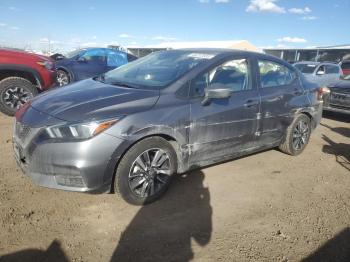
left=114, top=137, right=177, bottom=205
left=0, top=77, right=37, bottom=116
left=57, top=69, right=70, bottom=86
left=279, top=114, right=311, bottom=156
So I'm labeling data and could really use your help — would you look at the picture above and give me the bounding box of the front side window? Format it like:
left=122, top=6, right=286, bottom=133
left=80, top=49, right=106, bottom=62
left=259, top=60, right=296, bottom=88
left=190, top=58, right=250, bottom=97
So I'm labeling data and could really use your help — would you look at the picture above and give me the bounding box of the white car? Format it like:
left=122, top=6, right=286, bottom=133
left=293, top=62, right=342, bottom=87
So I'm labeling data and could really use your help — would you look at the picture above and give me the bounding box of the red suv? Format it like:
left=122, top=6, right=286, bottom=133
left=0, top=48, right=56, bottom=116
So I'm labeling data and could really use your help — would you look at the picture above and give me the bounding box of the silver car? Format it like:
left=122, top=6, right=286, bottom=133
left=294, top=62, right=342, bottom=87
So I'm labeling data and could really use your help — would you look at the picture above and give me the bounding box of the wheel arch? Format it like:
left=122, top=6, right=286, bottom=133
left=0, top=65, right=42, bottom=89
left=107, top=133, right=185, bottom=193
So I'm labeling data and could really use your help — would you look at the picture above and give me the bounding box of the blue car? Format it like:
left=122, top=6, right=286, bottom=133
left=55, top=48, right=137, bottom=86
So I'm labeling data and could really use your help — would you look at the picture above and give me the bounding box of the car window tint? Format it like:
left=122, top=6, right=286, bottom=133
left=81, top=49, right=106, bottom=62
left=259, top=60, right=296, bottom=88
left=326, top=65, right=340, bottom=74
left=106, top=50, right=128, bottom=67
left=190, top=58, right=250, bottom=97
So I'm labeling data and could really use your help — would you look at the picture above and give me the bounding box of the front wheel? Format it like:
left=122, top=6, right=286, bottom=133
left=0, top=77, right=38, bottom=116
left=279, top=114, right=311, bottom=156
left=114, top=137, right=177, bottom=205
left=56, top=69, right=70, bottom=86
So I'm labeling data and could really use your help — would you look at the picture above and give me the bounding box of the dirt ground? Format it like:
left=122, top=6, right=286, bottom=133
left=0, top=112, right=349, bottom=262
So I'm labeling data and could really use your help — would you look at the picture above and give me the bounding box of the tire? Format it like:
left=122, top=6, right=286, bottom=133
left=0, top=77, right=38, bottom=116
left=279, top=114, right=311, bottom=156
left=114, top=137, right=177, bottom=205
left=56, top=69, right=70, bottom=86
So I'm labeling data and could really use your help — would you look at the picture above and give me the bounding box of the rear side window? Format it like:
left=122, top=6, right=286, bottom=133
left=259, top=60, right=296, bottom=88
left=106, top=50, right=128, bottom=67
left=326, top=65, right=340, bottom=74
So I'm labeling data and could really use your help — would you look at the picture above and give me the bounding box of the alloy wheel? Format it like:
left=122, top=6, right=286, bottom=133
left=128, top=148, right=171, bottom=198
left=57, top=71, right=69, bottom=86
left=292, top=120, right=309, bottom=151
left=3, top=86, right=33, bottom=109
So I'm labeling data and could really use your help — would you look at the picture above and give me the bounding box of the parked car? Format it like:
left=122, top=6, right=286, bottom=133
left=55, top=48, right=137, bottom=86
left=340, top=60, right=350, bottom=76
left=13, top=49, right=323, bottom=205
left=0, top=48, right=56, bottom=116
left=293, top=61, right=342, bottom=87
left=323, top=74, right=350, bottom=114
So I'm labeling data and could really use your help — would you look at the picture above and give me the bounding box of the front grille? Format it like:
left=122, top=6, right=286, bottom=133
left=15, top=121, right=32, bottom=143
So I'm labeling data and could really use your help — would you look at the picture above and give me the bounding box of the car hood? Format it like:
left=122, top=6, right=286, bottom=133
left=55, top=58, right=71, bottom=66
left=30, top=79, right=160, bottom=122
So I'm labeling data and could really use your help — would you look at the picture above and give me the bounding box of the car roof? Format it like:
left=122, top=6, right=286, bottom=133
left=294, top=61, right=340, bottom=67
left=168, top=48, right=282, bottom=61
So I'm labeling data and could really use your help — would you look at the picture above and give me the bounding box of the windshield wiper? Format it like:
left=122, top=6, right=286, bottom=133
left=109, top=81, right=139, bottom=89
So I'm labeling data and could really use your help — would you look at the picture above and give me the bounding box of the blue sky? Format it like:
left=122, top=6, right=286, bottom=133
left=0, top=0, right=349, bottom=52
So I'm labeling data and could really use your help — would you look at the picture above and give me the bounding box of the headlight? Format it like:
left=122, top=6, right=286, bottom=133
left=45, top=119, right=118, bottom=140
left=37, top=61, right=55, bottom=70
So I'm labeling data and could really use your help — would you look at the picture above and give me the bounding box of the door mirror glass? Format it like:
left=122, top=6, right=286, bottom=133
left=316, top=66, right=325, bottom=75
left=201, top=84, right=232, bottom=106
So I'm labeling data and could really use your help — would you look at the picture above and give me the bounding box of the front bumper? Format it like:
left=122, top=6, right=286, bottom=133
left=13, top=126, right=126, bottom=193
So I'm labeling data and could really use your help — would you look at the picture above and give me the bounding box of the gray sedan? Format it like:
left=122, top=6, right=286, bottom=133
left=294, top=61, right=342, bottom=87
left=13, top=49, right=323, bottom=205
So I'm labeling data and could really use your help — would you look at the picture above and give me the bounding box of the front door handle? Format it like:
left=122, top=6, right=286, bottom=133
left=244, top=99, right=259, bottom=107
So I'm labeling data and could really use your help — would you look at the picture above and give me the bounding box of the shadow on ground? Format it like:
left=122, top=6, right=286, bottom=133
left=110, top=169, right=212, bottom=262
left=322, top=134, right=350, bottom=171
left=302, top=227, right=350, bottom=262
left=0, top=240, right=69, bottom=262
left=320, top=123, right=350, bottom=138
left=322, top=111, right=350, bottom=123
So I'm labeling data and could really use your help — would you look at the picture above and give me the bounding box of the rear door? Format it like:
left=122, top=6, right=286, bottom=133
left=257, top=59, right=301, bottom=145
left=188, top=55, right=260, bottom=166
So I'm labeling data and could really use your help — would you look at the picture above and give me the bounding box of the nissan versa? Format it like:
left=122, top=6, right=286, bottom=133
left=13, top=49, right=323, bottom=205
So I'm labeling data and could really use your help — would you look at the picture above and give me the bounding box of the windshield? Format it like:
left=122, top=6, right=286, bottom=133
left=294, top=63, right=317, bottom=74
left=65, top=49, right=86, bottom=59
left=101, top=50, right=216, bottom=89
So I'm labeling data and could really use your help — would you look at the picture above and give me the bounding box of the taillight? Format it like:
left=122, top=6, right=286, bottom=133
left=317, top=87, right=330, bottom=101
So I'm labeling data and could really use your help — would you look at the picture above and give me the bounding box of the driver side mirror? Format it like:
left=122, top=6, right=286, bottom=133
left=77, top=56, right=87, bottom=63
left=201, top=84, right=232, bottom=106
left=316, top=70, right=325, bottom=76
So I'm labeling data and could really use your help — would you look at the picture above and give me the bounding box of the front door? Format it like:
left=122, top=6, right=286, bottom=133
left=188, top=56, right=260, bottom=167
left=72, top=48, right=107, bottom=80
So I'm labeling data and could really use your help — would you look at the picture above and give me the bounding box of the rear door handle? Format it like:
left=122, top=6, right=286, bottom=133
left=244, top=99, right=259, bottom=107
